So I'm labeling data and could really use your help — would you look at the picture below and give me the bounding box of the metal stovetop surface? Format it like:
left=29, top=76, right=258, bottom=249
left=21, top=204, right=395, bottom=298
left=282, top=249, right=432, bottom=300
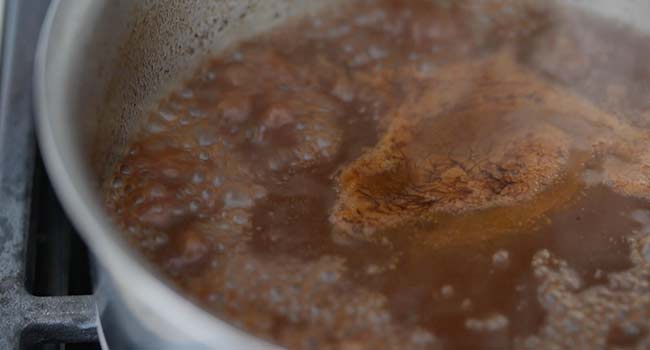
left=0, top=0, right=98, bottom=348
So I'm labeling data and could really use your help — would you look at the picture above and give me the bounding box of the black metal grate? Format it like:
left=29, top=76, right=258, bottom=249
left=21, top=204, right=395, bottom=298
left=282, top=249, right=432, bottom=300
left=25, top=154, right=95, bottom=298
left=0, top=0, right=100, bottom=348
left=20, top=154, right=101, bottom=350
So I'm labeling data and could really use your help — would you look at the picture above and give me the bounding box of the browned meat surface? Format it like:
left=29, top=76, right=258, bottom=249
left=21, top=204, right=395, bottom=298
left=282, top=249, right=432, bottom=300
left=332, top=52, right=631, bottom=241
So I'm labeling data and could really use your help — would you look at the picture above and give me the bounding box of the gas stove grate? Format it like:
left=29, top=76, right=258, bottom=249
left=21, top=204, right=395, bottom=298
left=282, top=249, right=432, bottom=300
left=0, top=0, right=99, bottom=348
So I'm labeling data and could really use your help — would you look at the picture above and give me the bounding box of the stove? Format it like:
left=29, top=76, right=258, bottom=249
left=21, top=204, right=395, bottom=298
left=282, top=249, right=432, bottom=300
left=0, top=0, right=100, bottom=348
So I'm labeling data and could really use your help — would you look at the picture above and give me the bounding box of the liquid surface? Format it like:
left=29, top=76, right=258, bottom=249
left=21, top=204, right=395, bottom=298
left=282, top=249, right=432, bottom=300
left=105, top=1, right=650, bottom=349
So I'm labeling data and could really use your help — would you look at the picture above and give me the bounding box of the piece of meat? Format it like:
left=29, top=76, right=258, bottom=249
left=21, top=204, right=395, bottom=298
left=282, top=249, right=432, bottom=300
left=331, top=51, right=625, bottom=241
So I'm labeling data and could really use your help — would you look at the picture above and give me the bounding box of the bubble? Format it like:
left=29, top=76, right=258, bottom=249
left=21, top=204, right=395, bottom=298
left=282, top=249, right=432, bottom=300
left=562, top=318, right=580, bottom=334
left=158, top=109, right=178, bottom=122
left=232, top=213, right=250, bottom=225
left=199, top=152, right=210, bottom=161
left=180, top=186, right=196, bottom=197
left=162, top=168, right=181, bottom=179
left=186, top=108, right=203, bottom=119
left=465, top=314, right=509, bottom=332
left=368, top=46, right=388, bottom=60
left=219, top=94, right=252, bottom=123
left=320, top=270, right=340, bottom=283
left=168, top=101, right=184, bottom=111
left=268, top=159, right=281, bottom=171
left=594, top=269, right=605, bottom=279
left=146, top=122, right=167, bottom=134
left=492, top=249, right=510, bottom=268
left=366, top=264, right=381, bottom=275
left=201, top=189, right=213, bottom=201
left=582, top=169, right=605, bottom=186
left=263, top=104, right=294, bottom=128
left=111, top=178, right=124, bottom=189
left=196, top=130, right=217, bottom=147
left=223, top=190, right=254, bottom=209
left=204, top=71, right=217, bottom=81
left=192, top=172, right=205, bottom=184
left=630, top=210, right=650, bottom=234
left=119, top=164, right=132, bottom=175
left=300, top=152, right=314, bottom=161
left=252, top=185, right=268, bottom=199
left=127, top=146, right=139, bottom=156
left=149, top=184, right=167, bottom=198
left=355, top=9, right=387, bottom=26
left=638, top=237, right=650, bottom=263
left=178, top=88, right=194, bottom=99
left=316, top=137, right=332, bottom=150
left=311, top=18, right=323, bottom=28
left=350, top=53, right=370, bottom=67
left=441, top=285, right=454, bottom=298
left=409, top=329, right=435, bottom=346
left=327, top=25, right=351, bottom=38
left=417, top=62, right=436, bottom=76
left=179, top=117, right=191, bottom=126
left=231, top=51, right=244, bottom=62
left=268, top=287, right=282, bottom=304
left=150, top=233, right=168, bottom=247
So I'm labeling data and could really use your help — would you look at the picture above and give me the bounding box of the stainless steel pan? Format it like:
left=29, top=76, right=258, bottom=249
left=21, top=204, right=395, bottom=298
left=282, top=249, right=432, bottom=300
left=34, top=0, right=650, bottom=349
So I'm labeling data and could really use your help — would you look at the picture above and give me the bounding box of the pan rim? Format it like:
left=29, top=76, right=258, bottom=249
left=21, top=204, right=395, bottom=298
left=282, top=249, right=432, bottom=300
left=33, top=1, right=277, bottom=348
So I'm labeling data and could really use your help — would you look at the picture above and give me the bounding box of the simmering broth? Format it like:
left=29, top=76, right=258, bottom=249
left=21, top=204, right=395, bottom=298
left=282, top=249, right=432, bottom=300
left=105, top=1, right=650, bottom=349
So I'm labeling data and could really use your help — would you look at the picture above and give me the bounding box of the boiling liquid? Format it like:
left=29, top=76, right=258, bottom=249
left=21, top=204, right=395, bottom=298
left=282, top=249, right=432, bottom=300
left=106, top=1, right=650, bottom=349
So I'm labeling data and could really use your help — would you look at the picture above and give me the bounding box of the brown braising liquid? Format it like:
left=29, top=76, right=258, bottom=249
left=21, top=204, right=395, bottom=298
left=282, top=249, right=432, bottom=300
left=105, top=1, right=650, bottom=349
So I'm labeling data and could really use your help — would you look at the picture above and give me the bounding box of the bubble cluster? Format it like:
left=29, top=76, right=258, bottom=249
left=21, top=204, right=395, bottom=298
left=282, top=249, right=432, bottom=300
left=465, top=314, right=510, bottom=332
left=517, top=230, right=650, bottom=349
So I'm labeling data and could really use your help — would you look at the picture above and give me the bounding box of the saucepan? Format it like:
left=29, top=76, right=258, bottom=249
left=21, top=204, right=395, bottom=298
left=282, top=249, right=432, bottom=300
left=34, top=0, right=650, bottom=349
